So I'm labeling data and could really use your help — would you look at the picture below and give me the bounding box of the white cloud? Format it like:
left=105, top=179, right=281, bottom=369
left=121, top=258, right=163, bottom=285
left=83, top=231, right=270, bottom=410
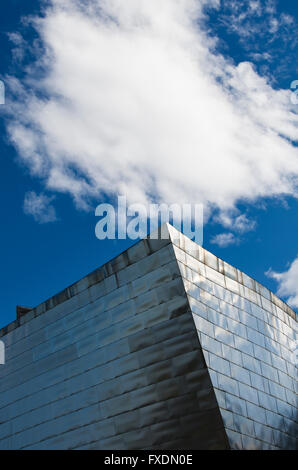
left=7, top=32, right=26, bottom=63
left=267, top=257, right=298, bottom=309
left=218, top=0, right=295, bottom=40
left=215, top=211, right=256, bottom=234
left=23, top=191, right=57, bottom=223
left=208, top=1, right=297, bottom=82
left=4, top=0, right=298, bottom=216
left=210, top=232, right=238, bottom=248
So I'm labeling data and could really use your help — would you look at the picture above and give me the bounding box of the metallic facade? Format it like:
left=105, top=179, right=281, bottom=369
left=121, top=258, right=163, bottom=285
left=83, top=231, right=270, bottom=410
left=0, top=224, right=296, bottom=449
left=169, top=225, right=297, bottom=450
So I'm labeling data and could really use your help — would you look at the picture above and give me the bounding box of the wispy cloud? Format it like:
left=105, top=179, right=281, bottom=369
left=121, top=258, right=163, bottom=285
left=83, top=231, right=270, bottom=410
left=215, top=211, right=256, bottom=234
left=267, top=257, right=298, bottom=309
left=214, top=0, right=296, bottom=41
left=210, top=232, right=239, bottom=248
left=217, top=0, right=294, bottom=39
left=4, top=0, right=298, bottom=219
left=23, top=191, right=57, bottom=223
left=7, top=32, right=26, bottom=63
left=210, top=0, right=298, bottom=81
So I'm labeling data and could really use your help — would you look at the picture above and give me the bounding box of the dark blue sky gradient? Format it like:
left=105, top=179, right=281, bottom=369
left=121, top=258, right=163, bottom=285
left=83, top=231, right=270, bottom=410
left=0, top=1, right=297, bottom=328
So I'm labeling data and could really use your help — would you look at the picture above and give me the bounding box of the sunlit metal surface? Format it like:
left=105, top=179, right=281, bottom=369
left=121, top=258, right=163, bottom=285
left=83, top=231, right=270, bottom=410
left=172, top=225, right=297, bottom=450
left=0, top=224, right=296, bottom=449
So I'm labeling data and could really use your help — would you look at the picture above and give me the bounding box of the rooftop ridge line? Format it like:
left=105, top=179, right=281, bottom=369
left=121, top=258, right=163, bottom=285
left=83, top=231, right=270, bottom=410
left=0, top=223, right=296, bottom=337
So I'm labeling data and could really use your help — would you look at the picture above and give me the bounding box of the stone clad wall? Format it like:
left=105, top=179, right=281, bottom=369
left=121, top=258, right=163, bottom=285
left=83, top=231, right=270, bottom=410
left=168, top=225, right=297, bottom=450
left=0, top=233, right=229, bottom=450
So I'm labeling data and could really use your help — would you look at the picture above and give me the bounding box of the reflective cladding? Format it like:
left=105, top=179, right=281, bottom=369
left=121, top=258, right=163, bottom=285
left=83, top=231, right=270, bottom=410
left=0, top=226, right=230, bottom=450
left=0, top=224, right=296, bottom=450
left=174, top=227, right=297, bottom=450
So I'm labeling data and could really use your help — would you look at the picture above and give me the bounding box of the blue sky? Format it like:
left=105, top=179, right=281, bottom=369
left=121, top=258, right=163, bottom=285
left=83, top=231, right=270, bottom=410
left=0, top=0, right=297, bottom=329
